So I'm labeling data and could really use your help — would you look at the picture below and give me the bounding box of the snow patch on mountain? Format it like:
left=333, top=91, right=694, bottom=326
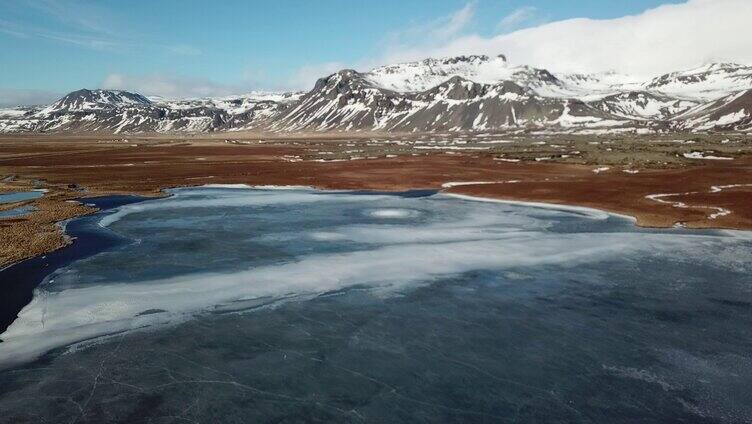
left=364, top=55, right=512, bottom=92
left=2, top=56, right=752, bottom=134
left=646, top=63, right=752, bottom=100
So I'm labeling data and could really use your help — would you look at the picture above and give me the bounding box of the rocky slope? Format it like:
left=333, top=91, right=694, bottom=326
left=2, top=55, right=751, bottom=134
left=271, top=70, right=622, bottom=132
left=674, top=89, right=752, bottom=131
left=0, top=90, right=301, bottom=133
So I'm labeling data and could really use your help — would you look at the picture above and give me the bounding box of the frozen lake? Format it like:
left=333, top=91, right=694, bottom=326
left=0, top=205, right=35, bottom=218
left=0, top=186, right=750, bottom=422
left=0, top=190, right=43, bottom=204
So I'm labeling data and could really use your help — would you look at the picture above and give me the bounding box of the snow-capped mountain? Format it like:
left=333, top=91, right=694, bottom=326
left=674, top=89, right=752, bottom=131
left=0, top=89, right=301, bottom=133
left=364, top=54, right=511, bottom=92
left=591, top=91, right=699, bottom=120
left=2, top=56, right=752, bottom=134
left=48, top=89, right=152, bottom=111
left=148, top=91, right=303, bottom=131
left=270, top=56, right=752, bottom=133
left=271, top=70, right=622, bottom=132
left=646, top=63, right=752, bottom=100
left=364, top=55, right=642, bottom=100
left=149, top=91, right=301, bottom=114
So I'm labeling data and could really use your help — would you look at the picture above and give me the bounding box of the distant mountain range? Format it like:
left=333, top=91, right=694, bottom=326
left=2, top=55, right=752, bottom=134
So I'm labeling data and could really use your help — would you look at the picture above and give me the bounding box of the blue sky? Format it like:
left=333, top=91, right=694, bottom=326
left=0, top=0, right=724, bottom=104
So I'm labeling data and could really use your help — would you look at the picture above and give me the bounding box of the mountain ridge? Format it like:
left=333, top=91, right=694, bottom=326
left=2, top=55, right=752, bottom=134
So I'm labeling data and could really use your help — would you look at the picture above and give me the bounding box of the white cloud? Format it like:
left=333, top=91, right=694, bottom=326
left=100, top=74, right=249, bottom=98
left=380, top=3, right=476, bottom=64
left=0, top=89, right=61, bottom=107
left=21, top=0, right=752, bottom=99
left=496, top=6, right=537, bottom=33
left=279, top=0, right=752, bottom=91
left=281, top=3, right=478, bottom=91
left=1, top=0, right=127, bottom=52
left=39, top=33, right=121, bottom=51
left=441, top=2, right=475, bottom=40
left=287, top=62, right=347, bottom=91
left=167, top=45, right=202, bottom=56
left=24, top=0, right=119, bottom=37
left=379, top=0, right=752, bottom=77
left=102, top=66, right=319, bottom=98
left=1, top=2, right=200, bottom=56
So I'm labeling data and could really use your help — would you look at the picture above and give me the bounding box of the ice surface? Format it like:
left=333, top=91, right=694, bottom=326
left=1, top=187, right=752, bottom=422
left=682, top=151, right=733, bottom=160
left=0, top=205, right=35, bottom=218
left=1, top=187, right=745, bottom=368
left=0, top=190, right=44, bottom=204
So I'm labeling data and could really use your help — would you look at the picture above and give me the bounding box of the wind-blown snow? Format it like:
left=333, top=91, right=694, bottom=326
left=1, top=187, right=731, bottom=367
left=682, top=152, right=733, bottom=160
left=365, top=55, right=513, bottom=92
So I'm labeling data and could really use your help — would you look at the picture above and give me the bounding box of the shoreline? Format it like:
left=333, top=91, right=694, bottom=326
left=3, top=179, right=749, bottom=271
left=0, top=182, right=748, bottom=345
left=1, top=137, right=751, bottom=268
left=2, top=177, right=750, bottom=270
left=3, top=178, right=751, bottom=424
left=0, top=183, right=723, bottom=337
left=0, top=195, right=149, bottom=334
